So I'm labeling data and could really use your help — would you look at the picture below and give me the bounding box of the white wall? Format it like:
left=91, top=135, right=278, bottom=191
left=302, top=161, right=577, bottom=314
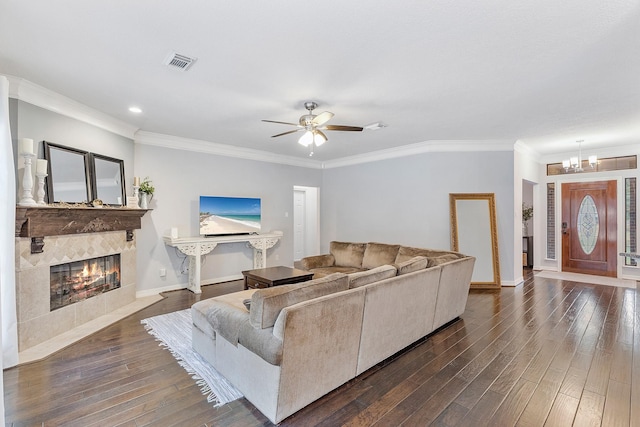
left=133, top=142, right=322, bottom=293
left=321, top=150, right=516, bottom=283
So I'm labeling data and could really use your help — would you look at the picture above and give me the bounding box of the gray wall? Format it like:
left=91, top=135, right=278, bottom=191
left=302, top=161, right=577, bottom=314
left=321, top=151, right=515, bottom=282
left=11, top=100, right=135, bottom=195
left=133, top=143, right=323, bottom=292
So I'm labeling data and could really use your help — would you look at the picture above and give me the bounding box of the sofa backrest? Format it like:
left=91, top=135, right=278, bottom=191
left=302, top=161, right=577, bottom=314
left=362, top=242, right=401, bottom=269
left=330, top=241, right=366, bottom=267
left=250, top=273, right=349, bottom=329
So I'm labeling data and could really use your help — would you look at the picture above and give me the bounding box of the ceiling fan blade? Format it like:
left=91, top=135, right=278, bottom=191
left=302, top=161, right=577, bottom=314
left=262, top=119, right=300, bottom=126
left=312, top=111, right=334, bottom=126
left=316, top=130, right=328, bottom=140
left=271, top=129, right=302, bottom=138
left=324, top=125, right=364, bottom=132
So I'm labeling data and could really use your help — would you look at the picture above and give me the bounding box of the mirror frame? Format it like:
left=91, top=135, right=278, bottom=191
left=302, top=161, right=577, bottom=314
left=90, top=153, right=126, bottom=206
left=43, top=141, right=92, bottom=204
left=449, top=192, right=501, bottom=289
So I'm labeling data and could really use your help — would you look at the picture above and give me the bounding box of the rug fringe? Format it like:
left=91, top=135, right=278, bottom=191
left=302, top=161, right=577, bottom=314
left=141, top=319, right=225, bottom=407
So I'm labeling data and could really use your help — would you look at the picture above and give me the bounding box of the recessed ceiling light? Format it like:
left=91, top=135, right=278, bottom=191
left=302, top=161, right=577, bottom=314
left=129, top=106, right=142, bottom=114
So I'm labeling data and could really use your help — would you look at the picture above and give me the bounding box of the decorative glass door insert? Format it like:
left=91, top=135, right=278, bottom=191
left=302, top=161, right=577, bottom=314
left=577, top=195, right=599, bottom=255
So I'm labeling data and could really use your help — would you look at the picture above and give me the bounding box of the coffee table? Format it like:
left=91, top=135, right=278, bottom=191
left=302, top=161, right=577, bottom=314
left=242, top=266, right=313, bottom=290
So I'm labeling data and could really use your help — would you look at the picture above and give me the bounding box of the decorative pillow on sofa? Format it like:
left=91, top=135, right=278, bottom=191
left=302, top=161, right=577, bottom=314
left=362, top=242, right=401, bottom=269
left=428, top=254, right=461, bottom=267
left=348, top=265, right=397, bottom=288
left=330, top=241, right=366, bottom=268
left=394, top=256, right=428, bottom=275
left=249, top=273, right=349, bottom=329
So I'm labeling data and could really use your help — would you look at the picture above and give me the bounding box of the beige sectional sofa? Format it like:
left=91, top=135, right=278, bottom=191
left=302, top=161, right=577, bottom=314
left=191, top=242, right=475, bottom=424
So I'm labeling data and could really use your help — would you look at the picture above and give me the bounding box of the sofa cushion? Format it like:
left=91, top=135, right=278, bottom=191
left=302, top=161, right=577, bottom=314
left=191, top=289, right=257, bottom=344
left=362, top=243, right=401, bottom=269
left=311, top=266, right=366, bottom=279
left=330, top=241, right=366, bottom=268
left=300, top=254, right=335, bottom=270
left=395, top=246, right=462, bottom=264
left=395, top=256, right=429, bottom=275
left=250, top=273, right=349, bottom=329
left=428, top=254, right=461, bottom=267
left=348, top=265, right=397, bottom=288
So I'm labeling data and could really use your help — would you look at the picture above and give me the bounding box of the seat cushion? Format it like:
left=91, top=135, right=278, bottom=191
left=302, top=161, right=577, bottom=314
left=348, top=265, right=398, bottom=288
left=395, top=256, right=429, bottom=275
left=330, top=241, right=366, bottom=268
left=428, top=254, right=461, bottom=267
left=362, top=243, right=401, bottom=269
left=250, top=273, right=349, bottom=329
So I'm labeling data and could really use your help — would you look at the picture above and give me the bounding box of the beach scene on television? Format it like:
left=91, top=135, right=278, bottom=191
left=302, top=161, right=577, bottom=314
left=199, top=196, right=261, bottom=235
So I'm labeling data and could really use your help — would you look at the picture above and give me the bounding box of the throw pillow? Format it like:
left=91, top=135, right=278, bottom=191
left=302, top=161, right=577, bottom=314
left=330, top=241, right=366, bottom=268
left=394, top=256, right=428, bottom=275
left=428, top=254, right=461, bottom=267
left=250, top=273, right=349, bottom=329
left=362, top=242, right=401, bottom=269
left=348, top=265, right=397, bottom=288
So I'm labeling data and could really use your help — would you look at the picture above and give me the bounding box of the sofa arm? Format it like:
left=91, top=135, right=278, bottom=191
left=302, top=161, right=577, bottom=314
left=300, top=254, right=335, bottom=270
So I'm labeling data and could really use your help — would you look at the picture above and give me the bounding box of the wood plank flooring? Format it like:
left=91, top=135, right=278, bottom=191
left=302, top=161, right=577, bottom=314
left=4, top=270, right=639, bottom=426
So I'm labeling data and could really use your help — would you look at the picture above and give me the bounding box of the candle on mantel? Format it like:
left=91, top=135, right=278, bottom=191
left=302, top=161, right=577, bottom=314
left=133, top=176, right=140, bottom=186
left=20, top=138, right=34, bottom=155
left=36, top=159, right=48, bottom=175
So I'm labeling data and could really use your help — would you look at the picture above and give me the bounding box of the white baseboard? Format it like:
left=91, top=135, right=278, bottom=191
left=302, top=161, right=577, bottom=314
left=136, top=274, right=244, bottom=298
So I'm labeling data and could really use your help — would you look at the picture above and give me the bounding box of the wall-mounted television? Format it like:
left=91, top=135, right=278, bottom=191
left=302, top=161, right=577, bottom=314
left=199, top=196, right=261, bottom=236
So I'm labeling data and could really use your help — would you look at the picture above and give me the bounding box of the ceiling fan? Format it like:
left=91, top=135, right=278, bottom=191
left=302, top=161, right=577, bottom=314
left=262, top=102, right=363, bottom=153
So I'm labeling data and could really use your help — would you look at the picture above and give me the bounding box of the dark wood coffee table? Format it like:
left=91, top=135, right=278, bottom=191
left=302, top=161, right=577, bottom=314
left=242, top=266, right=313, bottom=290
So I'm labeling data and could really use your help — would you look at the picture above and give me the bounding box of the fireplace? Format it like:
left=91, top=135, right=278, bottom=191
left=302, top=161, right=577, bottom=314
left=50, top=254, right=121, bottom=311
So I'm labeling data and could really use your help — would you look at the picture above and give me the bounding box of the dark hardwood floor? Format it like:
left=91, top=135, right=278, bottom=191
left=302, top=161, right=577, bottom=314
left=4, top=269, right=640, bottom=426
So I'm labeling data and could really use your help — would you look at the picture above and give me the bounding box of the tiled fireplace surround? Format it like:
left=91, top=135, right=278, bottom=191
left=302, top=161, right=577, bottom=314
left=15, top=231, right=136, bottom=351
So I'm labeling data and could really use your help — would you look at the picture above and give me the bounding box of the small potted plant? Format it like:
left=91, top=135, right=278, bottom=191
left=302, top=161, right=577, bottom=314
left=139, top=177, right=154, bottom=209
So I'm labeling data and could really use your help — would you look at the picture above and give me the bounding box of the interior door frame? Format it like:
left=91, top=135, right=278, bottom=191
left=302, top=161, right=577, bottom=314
left=556, top=176, right=624, bottom=278
left=293, top=185, right=320, bottom=261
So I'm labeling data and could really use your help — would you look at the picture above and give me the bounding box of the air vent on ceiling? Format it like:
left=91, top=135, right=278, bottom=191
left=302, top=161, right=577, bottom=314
left=163, top=51, right=197, bottom=71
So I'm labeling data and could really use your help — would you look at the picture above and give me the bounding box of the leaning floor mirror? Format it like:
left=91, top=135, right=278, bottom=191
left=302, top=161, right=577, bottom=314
left=450, top=193, right=501, bottom=289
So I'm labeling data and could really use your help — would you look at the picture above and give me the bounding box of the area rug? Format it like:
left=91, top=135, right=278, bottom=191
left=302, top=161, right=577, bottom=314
left=141, top=309, right=243, bottom=407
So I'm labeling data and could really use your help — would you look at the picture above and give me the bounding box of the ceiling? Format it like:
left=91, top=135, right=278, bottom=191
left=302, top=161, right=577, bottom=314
left=1, top=1, right=639, bottom=162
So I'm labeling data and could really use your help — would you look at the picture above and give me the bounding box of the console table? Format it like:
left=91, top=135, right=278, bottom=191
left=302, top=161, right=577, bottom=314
left=163, top=231, right=283, bottom=293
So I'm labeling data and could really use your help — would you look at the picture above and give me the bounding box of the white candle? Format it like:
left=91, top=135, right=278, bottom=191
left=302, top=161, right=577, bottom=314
left=36, top=159, right=48, bottom=175
left=20, top=138, right=34, bottom=155
left=133, top=176, right=140, bottom=186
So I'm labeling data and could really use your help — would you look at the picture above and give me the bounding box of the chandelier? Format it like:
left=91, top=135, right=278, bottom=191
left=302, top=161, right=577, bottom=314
left=562, top=140, right=597, bottom=172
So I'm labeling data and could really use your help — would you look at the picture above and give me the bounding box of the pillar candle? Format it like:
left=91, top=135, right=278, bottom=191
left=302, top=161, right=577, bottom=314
left=20, top=138, right=34, bottom=155
left=36, top=159, right=48, bottom=175
left=133, top=176, right=140, bottom=186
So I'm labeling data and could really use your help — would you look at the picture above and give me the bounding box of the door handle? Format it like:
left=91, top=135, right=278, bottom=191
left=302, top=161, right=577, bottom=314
left=562, top=222, right=568, bottom=235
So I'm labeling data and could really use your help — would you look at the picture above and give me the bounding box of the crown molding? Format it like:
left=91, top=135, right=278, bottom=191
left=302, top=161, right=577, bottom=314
left=135, top=131, right=323, bottom=169
left=514, top=140, right=542, bottom=162
left=5, top=75, right=138, bottom=139
left=321, top=139, right=517, bottom=169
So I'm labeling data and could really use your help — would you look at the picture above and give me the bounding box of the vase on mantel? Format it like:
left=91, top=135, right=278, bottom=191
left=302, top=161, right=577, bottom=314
left=139, top=193, right=149, bottom=209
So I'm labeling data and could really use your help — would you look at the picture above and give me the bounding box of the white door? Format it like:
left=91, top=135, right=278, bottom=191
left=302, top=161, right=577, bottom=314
left=293, top=190, right=305, bottom=261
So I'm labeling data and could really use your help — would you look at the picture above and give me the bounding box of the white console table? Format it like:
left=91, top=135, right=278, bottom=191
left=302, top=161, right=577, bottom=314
left=163, top=231, right=283, bottom=293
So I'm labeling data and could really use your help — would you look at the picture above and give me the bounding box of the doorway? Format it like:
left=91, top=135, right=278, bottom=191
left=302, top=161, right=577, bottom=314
left=561, top=180, right=617, bottom=277
left=293, top=186, right=320, bottom=262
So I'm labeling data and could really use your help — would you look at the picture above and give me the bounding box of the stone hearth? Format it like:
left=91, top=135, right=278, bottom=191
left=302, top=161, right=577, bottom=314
left=15, top=231, right=136, bottom=351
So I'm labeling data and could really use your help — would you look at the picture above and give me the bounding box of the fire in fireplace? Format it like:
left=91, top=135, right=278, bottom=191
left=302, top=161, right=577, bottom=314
left=50, top=254, right=121, bottom=311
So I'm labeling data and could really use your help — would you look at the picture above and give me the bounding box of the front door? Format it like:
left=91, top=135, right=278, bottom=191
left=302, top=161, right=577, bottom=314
left=561, top=181, right=617, bottom=277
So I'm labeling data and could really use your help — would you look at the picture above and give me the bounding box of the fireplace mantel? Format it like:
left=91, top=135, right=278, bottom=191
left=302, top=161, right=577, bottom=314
left=15, top=206, right=149, bottom=253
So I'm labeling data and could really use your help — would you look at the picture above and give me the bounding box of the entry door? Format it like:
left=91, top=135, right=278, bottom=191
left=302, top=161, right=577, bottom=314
left=561, top=181, right=617, bottom=277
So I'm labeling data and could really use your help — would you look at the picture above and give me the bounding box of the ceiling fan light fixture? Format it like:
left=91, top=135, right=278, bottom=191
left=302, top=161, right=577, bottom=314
left=313, top=131, right=327, bottom=146
left=298, top=131, right=313, bottom=147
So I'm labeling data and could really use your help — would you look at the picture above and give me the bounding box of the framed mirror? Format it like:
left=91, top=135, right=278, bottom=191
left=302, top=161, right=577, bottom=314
left=90, top=153, right=126, bottom=206
left=43, top=141, right=92, bottom=203
left=450, top=193, right=501, bottom=289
